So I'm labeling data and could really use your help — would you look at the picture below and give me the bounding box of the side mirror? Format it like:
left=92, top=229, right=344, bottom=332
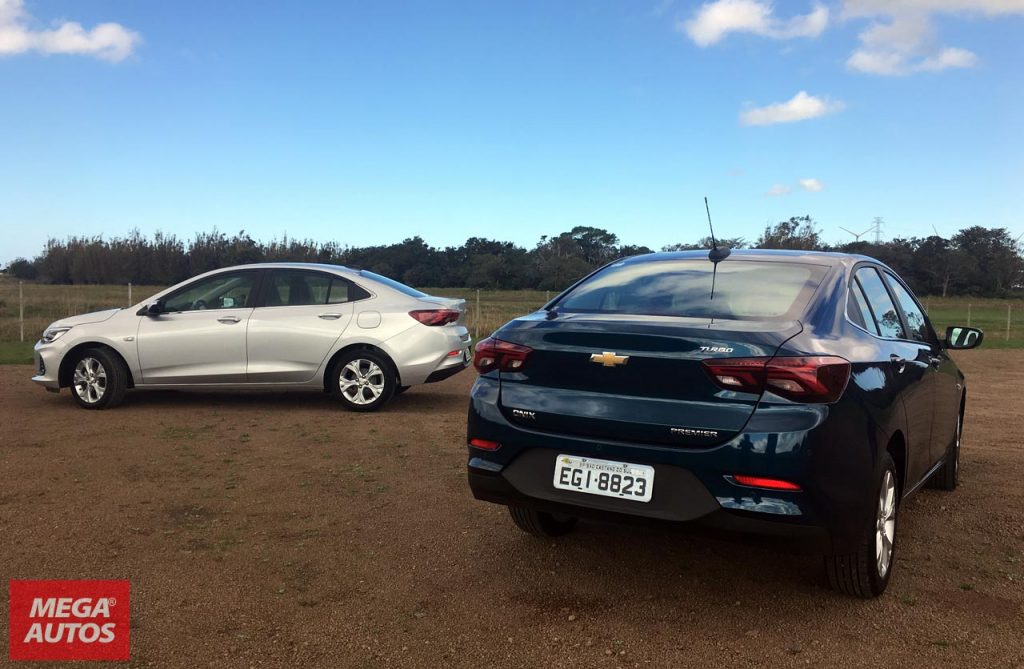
left=144, top=300, right=164, bottom=317
left=944, top=326, right=983, bottom=350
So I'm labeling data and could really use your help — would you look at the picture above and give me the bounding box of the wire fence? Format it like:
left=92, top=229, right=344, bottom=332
left=1, top=278, right=1021, bottom=348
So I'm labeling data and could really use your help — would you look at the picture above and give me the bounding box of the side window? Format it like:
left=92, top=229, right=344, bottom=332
left=265, top=271, right=332, bottom=307
left=848, top=280, right=880, bottom=335
left=327, top=278, right=371, bottom=304
left=855, top=268, right=906, bottom=339
left=885, top=274, right=931, bottom=343
left=164, top=272, right=258, bottom=312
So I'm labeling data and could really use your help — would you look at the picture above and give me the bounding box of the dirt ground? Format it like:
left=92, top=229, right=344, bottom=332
left=1, top=350, right=1021, bottom=668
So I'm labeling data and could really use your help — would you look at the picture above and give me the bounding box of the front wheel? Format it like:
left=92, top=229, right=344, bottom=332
left=69, top=348, right=128, bottom=410
left=824, top=453, right=898, bottom=598
left=329, top=350, right=396, bottom=412
left=928, top=411, right=961, bottom=491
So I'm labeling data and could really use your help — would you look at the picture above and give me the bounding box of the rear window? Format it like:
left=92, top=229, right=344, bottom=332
left=555, top=259, right=828, bottom=321
left=359, top=270, right=427, bottom=298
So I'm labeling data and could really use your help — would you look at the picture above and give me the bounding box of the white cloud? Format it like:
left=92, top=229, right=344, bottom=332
left=766, top=184, right=791, bottom=196
left=799, top=178, right=825, bottom=192
left=680, top=0, right=828, bottom=47
left=0, top=0, right=140, bottom=62
left=740, top=91, right=844, bottom=126
left=842, top=0, right=1024, bottom=75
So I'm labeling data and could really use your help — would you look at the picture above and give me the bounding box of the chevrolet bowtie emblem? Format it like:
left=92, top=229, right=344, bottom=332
left=590, top=351, right=629, bottom=367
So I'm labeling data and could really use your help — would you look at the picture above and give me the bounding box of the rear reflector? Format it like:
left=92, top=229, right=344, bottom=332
left=469, top=438, right=501, bottom=451
left=409, top=309, right=460, bottom=326
left=702, top=355, right=851, bottom=403
left=731, top=475, right=801, bottom=491
left=473, top=337, right=533, bottom=374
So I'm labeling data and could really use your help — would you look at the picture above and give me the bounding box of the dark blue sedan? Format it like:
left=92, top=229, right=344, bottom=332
left=466, top=250, right=982, bottom=597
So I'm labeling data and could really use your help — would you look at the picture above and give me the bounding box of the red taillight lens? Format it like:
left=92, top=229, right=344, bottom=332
left=731, top=475, right=802, bottom=491
left=473, top=337, right=532, bottom=374
left=409, top=309, right=460, bottom=326
left=469, top=438, right=501, bottom=451
left=702, top=355, right=851, bottom=403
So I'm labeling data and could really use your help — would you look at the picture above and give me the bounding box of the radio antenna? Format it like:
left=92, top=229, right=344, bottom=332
left=705, top=197, right=730, bottom=263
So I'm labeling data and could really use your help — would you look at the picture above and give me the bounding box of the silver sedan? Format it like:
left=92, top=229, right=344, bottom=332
left=32, top=263, right=472, bottom=411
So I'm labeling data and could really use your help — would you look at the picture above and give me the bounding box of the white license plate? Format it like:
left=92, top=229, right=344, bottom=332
left=552, top=455, right=654, bottom=503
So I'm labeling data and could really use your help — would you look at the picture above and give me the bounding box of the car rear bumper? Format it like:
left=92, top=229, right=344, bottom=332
left=466, top=377, right=877, bottom=554
left=390, top=325, right=472, bottom=386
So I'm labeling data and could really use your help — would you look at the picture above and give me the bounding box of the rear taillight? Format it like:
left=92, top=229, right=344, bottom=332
left=473, top=337, right=532, bottom=374
left=702, top=355, right=851, bottom=403
left=408, top=309, right=460, bottom=326
left=469, top=438, right=501, bottom=451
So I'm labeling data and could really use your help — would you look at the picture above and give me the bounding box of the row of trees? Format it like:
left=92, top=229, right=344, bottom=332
left=4, top=219, right=1022, bottom=297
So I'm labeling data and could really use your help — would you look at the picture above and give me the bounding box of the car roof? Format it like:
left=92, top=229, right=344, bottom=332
left=205, top=262, right=360, bottom=276
left=621, top=248, right=879, bottom=269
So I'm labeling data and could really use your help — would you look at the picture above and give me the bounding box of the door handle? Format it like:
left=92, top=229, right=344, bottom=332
left=217, top=316, right=241, bottom=324
left=318, top=313, right=343, bottom=320
left=890, top=354, right=906, bottom=373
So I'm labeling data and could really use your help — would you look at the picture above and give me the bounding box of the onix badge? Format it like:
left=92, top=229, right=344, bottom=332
left=590, top=351, right=629, bottom=367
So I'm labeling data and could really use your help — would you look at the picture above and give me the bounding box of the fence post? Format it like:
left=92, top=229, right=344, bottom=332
left=1008, top=304, right=1012, bottom=342
left=128, top=282, right=132, bottom=307
left=475, top=289, right=480, bottom=341
left=967, top=303, right=971, bottom=327
left=19, top=281, right=24, bottom=343
left=546, top=290, right=550, bottom=303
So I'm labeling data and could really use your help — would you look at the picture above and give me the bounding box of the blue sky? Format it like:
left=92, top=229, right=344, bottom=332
left=1, top=0, right=1021, bottom=265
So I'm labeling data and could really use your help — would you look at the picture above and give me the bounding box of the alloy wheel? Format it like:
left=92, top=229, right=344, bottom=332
left=338, top=359, right=386, bottom=405
left=73, top=357, right=107, bottom=405
left=875, top=469, right=897, bottom=578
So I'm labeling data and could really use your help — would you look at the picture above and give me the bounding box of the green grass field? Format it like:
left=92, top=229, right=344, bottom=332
left=1, top=277, right=1020, bottom=365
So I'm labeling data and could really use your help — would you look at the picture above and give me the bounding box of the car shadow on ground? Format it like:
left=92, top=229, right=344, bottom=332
left=35, top=385, right=470, bottom=414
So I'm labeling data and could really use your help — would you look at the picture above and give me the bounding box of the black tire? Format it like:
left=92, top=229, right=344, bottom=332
left=928, top=410, right=961, bottom=491
left=68, top=347, right=128, bottom=410
left=508, top=506, right=578, bottom=538
left=329, top=349, right=396, bottom=412
left=824, top=453, right=898, bottom=598
left=394, top=385, right=411, bottom=396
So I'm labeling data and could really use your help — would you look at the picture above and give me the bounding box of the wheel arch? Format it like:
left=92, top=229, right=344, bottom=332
left=885, top=430, right=907, bottom=498
left=58, top=342, right=136, bottom=389
left=321, top=343, right=401, bottom=391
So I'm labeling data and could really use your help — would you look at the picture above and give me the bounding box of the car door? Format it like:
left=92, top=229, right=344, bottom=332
left=245, top=269, right=358, bottom=383
left=854, top=267, right=935, bottom=487
left=137, top=270, right=261, bottom=384
left=881, top=272, right=957, bottom=467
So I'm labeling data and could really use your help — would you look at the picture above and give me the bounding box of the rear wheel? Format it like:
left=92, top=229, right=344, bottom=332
left=330, top=350, right=395, bottom=412
left=825, top=454, right=898, bottom=598
left=928, top=411, right=961, bottom=491
left=507, top=506, right=578, bottom=538
left=69, top=348, right=128, bottom=410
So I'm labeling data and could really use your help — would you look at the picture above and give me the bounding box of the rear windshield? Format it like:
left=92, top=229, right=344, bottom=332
left=555, top=259, right=828, bottom=321
left=359, top=270, right=427, bottom=298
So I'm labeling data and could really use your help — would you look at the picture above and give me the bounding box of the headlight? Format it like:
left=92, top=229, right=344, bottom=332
left=41, top=327, right=72, bottom=344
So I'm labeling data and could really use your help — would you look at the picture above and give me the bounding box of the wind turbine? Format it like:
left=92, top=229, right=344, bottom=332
left=840, top=225, right=875, bottom=242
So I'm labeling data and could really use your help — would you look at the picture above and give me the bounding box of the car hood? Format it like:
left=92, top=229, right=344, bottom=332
left=48, top=308, right=122, bottom=329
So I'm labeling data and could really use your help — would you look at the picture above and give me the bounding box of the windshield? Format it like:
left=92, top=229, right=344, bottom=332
left=554, top=259, right=828, bottom=321
left=359, top=270, right=428, bottom=298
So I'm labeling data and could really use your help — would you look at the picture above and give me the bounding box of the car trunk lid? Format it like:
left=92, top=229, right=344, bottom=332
left=496, top=313, right=802, bottom=447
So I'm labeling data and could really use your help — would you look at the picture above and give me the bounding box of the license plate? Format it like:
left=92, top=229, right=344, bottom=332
left=552, top=455, right=654, bottom=503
